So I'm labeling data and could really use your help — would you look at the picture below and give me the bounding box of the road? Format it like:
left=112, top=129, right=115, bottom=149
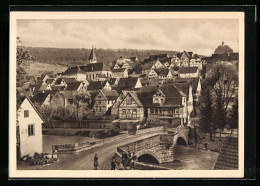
left=19, top=131, right=164, bottom=170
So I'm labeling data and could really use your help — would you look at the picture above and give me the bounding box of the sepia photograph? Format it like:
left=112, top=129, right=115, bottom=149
left=9, top=12, right=244, bottom=178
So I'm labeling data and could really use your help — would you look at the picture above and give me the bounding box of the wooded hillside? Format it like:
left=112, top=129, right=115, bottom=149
left=23, top=47, right=181, bottom=68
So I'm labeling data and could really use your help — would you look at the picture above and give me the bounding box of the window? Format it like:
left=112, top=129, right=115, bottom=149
left=122, top=109, right=126, bottom=115
left=24, top=110, right=29, bottom=118
left=28, top=124, right=34, bottom=136
left=154, top=98, right=158, bottom=103
left=126, top=98, right=132, bottom=105
left=151, top=108, right=154, bottom=114
left=132, top=109, right=137, bottom=118
left=179, top=108, right=182, bottom=114
left=175, top=108, right=179, bottom=114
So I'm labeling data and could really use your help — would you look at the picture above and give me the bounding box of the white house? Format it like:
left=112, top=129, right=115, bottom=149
left=17, top=97, right=44, bottom=157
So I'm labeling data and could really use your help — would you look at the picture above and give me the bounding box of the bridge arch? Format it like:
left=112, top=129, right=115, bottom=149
left=135, top=150, right=161, bottom=164
left=173, top=134, right=188, bottom=146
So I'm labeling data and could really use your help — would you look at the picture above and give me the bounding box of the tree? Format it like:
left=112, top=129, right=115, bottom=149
left=72, top=92, right=90, bottom=128
left=207, top=63, right=238, bottom=110
left=214, top=92, right=227, bottom=141
left=199, top=89, right=214, bottom=141
left=37, top=105, right=56, bottom=128
left=228, top=97, right=238, bottom=136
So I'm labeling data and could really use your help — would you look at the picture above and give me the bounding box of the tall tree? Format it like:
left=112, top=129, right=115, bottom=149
left=228, top=97, right=238, bottom=136
left=73, top=92, right=90, bottom=128
left=199, top=89, right=214, bottom=141
left=37, top=105, right=56, bottom=128
left=214, top=92, right=227, bottom=141
left=207, top=63, right=238, bottom=110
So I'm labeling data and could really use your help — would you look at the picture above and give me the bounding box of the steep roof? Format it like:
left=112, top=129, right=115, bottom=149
left=175, top=53, right=182, bottom=59
left=101, top=90, right=119, bottom=100
left=175, top=77, right=200, bottom=91
left=63, top=78, right=77, bottom=84
left=46, top=78, right=54, bottom=84
left=108, top=78, right=117, bottom=86
left=52, top=86, right=66, bottom=91
left=117, top=77, right=139, bottom=90
left=87, top=81, right=108, bottom=90
left=137, top=86, right=159, bottom=107
left=60, top=90, right=75, bottom=100
left=66, top=82, right=82, bottom=91
left=31, top=93, right=49, bottom=106
left=88, top=47, right=97, bottom=61
left=83, top=62, right=111, bottom=72
left=142, top=63, right=154, bottom=70
left=112, top=68, right=126, bottom=73
left=160, top=85, right=186, bottom=98
left=36, top=83, right=50, bottom=92
left=173, top=83, right=191, bottom=98
left=178, top=67, right=198, bottom=74
left=62, top=66, right=85, bottom=75
left=214, top=42, right=234, bottom=54
left=214, top=136, right=238, bottom=170
left=212, top=53, right=229, bottom=62
left=154, top=68, right=169, bottom=76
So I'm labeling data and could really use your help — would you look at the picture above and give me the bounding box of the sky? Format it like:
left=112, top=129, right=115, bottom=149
left=17, top=19, right=239, bottom=56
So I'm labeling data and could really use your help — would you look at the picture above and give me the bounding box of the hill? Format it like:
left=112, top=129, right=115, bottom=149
left=23, top=47, right=181, bottom=68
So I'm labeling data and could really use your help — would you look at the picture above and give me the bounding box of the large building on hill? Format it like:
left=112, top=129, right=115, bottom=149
left=214, top=41, right=233, bottom=54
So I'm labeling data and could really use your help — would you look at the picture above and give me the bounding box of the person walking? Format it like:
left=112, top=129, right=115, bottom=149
left=111, top=157, right=116, bottom=170
left=94, top=154, right=99, bottom=170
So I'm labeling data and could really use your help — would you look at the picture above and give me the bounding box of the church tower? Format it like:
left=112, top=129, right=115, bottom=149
left=88, top=47, right=97, bottom=63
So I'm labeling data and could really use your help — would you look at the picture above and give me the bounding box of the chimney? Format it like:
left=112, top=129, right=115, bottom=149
left=222, top=41, right=224, bottom=46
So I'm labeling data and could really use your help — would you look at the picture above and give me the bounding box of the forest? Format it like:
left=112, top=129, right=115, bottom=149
left=23, top=46, right=181, bottom=68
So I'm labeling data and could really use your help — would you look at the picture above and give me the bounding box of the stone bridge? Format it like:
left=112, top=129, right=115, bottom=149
left=116, top=126, right=190, bottom=163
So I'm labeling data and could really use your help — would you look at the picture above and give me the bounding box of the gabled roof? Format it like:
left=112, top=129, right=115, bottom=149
left=52, top=86, right=66, bottom=91
left=178, top=67, right=198, bottom=74
left=112, top=68, right=127, bottom=73
left=159, top=85, right=186, bottom=98
left=212, top=53, right=229, bottom=62
left=60, top=90, right=75, bottom=100
left=137, top=86, right=160, bottom=107
left=117, top=77, right=139, bottom=89
left=120, top=91, right=144, bottom=108
left=31, top=93, right=49, bottom=106
left=83, top=63, right=110, bottom=72
left=18, top=97, right=44, bottom=122
left=175, top=53, right=182, bottom=59
left=108, top=78, right=117, bottom=86
left=62, top=66, right=85, bottom=75
left=46, top=78, right=54, bottom=84
left=87, top=81, right=108, bottom=90
left=158, top=57, right=171, bottom=64
left=142, top=63, right=154, bottom=70
left=214, top=136, right=238, bottom=170
left=35, top=83, right=51, bottom=92
left=173, top=83, right=191, bottom=99
left=66, top=82, right=82, bottom=91
left=175, top=77, right=200, bottom=91
left=63, top=78, right=78, bottom=84
left=100, top=90, right=119, bottom=100
left=130, top=56, right=138, bottom=61
left=154, top=68, right=169, bottom=76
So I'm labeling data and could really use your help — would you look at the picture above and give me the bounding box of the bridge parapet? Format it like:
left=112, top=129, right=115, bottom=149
left=117, top=134, right=175, bottom=163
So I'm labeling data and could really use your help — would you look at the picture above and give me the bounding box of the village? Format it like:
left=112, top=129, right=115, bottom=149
left=16, top=41, right=239, bottom=170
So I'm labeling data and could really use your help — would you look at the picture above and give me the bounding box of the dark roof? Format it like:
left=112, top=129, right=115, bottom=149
left=173, top=83, right=191, bottom=99
left=117, top=77, right=139, bottom=89
left=130, top=56, right=137, bottom=61
left=202, top=57, right=212, bottom=62
left=214, top=137, right=238, bottom=170
left=178, top=67, right=198, bottom=74
left=229, top=53, right=239, bottom=60
left=63, top=78, right=77, bottom=84
left=175, top=77, right=200, bottom=91
left=175, top=53, right=182, bottom=59
left=154, top=69, right=169, bottom=76
left=142, top=63, right=154, bottom=70
left=108, top=78, right=117, bottom=85
left=88, top=47, right=97, bottom=61
left=83, top=62, right=110, bottom=72
left=61, top=90, right=75, bottom=100
left=62, top=66, right=85, bottom=75
left=52, top=86, right=66, bottom=91
left=87, top=81, right=108, bottom=90
left=66, top=82, right=82, bottom=91
left=101, top=90, right=119, bottom=100
left=46, top=78, right=54, bottom=84
left=214, top=42, right=233, bottom=54
left=149, top=54, right=168, bottom=60
left=112, top=68, right=126, bottom=73
left=160, top=85, right=186, bottom=98
left=31, top=93, right=49, bottom=106
left=212, top=53, right=229, bottom=62
left=158, top=57, right=171, bottom=64
left=149, top=79, right=160, bottom=86
left=193, top=54, right=200, bottom=59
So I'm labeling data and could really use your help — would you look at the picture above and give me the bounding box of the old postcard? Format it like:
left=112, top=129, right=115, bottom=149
left=9, top=11, right=244, bottom=178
